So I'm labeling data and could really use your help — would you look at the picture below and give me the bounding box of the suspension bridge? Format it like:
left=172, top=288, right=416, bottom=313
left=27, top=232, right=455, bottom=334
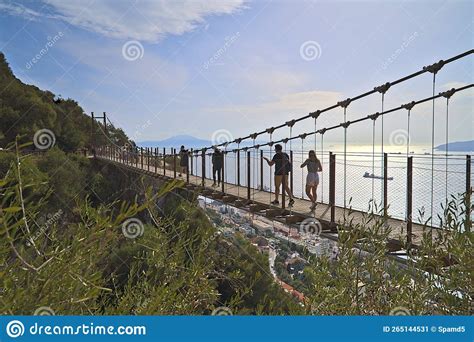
left=93, top=49, right=473, bottom=259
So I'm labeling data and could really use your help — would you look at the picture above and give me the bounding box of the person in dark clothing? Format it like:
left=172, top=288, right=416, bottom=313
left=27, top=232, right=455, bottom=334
left=212, top=147, right=223, bottom=187
left=178, top=145, right=188, bottom=177
left=263, top=144, right=294, bottom=206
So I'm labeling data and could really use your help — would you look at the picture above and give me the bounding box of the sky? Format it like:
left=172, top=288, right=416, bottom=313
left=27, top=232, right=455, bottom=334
left=0, top=0, right=472, bottom=148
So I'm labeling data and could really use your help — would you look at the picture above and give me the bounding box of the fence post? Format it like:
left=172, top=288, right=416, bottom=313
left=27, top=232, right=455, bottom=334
left=260, top=149, right=264, bottom=191
left=154, top=148, right=157, bottom=173
left=146, top=148, right=150, bottom=171
left=247, top=150, right=251, bottom=200
left=163, top=148, right=166, bottom=176
left=201, top=149, right=205, bottom=186
left=140, top=147, right=143, bottom=169
left=329, top=152, right=336, bottom=225
left=222, top=151, right=225, bottom=193
left=190, top=148, right=194, bottom=176
left=383, top=152, right=388, bottom=218
left=407, top=156, right=413, bottom=246
left=290, top=150, right=294, bottom=194
left=466, top=155, right=471, bottom=232
left=237, top=150, right=240, bottom=186
left=186, top=151, right=190, bottom=184
left=173, top=148, right=177, bottom=178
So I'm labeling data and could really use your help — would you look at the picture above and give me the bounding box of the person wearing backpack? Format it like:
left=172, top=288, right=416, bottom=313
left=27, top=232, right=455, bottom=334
left=263, top=144, right=294, bottom=207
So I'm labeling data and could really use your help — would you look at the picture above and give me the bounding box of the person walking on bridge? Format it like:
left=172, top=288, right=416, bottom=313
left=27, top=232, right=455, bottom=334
left=301, top=150, right=322, bottom=211
left=178, top=145, right=189, bottom=177
left=212, top=147, right=223, bottom=187
left=263, top=144, right=294, bottom=207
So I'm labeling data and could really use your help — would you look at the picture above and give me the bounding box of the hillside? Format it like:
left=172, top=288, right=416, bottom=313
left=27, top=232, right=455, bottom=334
left=0, top=52, right=129, bottom=151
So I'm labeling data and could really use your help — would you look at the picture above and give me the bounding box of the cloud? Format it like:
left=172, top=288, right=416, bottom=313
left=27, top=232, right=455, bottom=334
left=203, top=89, right=343, bottom=132
left=1, top=0, right=246, bottom=42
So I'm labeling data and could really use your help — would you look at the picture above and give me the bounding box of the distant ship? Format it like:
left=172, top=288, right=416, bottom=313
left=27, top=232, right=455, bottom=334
left=363, top=172, right=393, bottom=180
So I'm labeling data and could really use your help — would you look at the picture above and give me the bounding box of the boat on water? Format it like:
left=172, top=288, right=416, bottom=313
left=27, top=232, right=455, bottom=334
left=363, top=172, right=393, bottom=180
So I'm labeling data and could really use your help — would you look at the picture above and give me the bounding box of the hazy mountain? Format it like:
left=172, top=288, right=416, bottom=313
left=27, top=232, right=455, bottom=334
left=138, top=135, right=264, bottom=149
left=138, top=135, right=211, bottom=149
left=435, top=140, right=474, bottom=152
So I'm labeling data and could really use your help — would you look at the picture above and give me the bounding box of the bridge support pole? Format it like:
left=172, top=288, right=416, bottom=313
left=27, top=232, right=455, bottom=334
left=290, top=150, right=294, bottom=195
left=186, top=151, right=190, bottom=184
left=201, top=149, right=205, bottom=187
left=190, top=149, right=194, bottom=176
left=329, top=152, right=336, bottom=225
left=260, top=150, right=264, bottom=191
left=154, top=148, right=157, bottom=173
left=140, top=147, right=143, bottom=169
left=222, top=152, right=225, bottom=193
left=383, top=152, right=388, bottom=219
left=147, top=148, right=150, bottom=171
left=407, top=156, right=413, bottom=246
left=163, top=148, right=166, bottom=176
left=247, top=151, right=251, bottom=200
left=466, top=155, right=471, bottom=232
left=173, top=149, right=177, bottom=178
left=237, top=150, right=240, bottom=186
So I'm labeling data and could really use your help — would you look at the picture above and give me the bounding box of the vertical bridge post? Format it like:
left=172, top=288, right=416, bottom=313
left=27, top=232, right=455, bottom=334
left=186, top=150, right=190, bottom=184
left=201, top=149, right=205, bottom=187
left=222, top=151, right=225, bottom=193
left=237, top=150, right=240, bottom=186
left=247, top=150, right=251, bottom=200
left=290, top=150, right=294, bottom=195
left=140, top=147, right=143, bottom=169
left=329, top=152, right=336, bottom=225
left=466, top=155, right=471, bottom=232
left=406, top=156, right=413, bottom=246
left=190, top=148, right=194, bottom=176
left=260, top=150, right=264, bottom=191
left=383, top=152, right=388, bottom=218
left=173, top=148, right=177, bottom=178
left=163, top=148, right=166, bottom=176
